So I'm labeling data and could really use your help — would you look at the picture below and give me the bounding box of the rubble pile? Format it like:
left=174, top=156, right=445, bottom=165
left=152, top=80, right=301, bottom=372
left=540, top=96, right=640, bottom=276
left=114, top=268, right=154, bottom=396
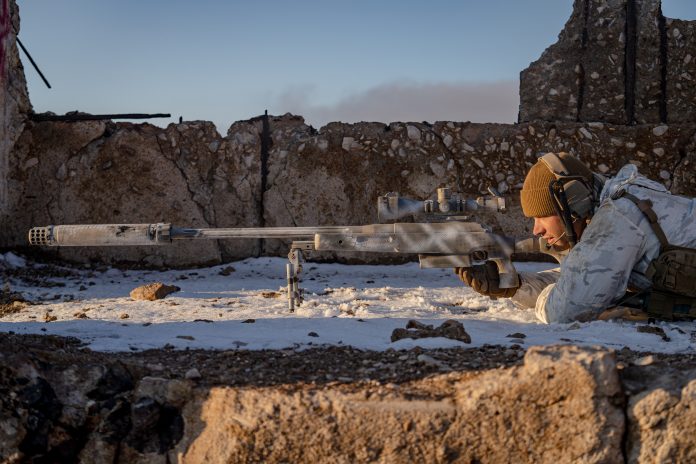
left=1, top=337, right=695, bottom=463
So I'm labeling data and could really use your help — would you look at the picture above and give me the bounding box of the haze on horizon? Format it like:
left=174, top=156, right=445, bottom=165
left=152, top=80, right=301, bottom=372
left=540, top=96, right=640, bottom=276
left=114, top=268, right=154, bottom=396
left=15, top=0, right=696, bottom=133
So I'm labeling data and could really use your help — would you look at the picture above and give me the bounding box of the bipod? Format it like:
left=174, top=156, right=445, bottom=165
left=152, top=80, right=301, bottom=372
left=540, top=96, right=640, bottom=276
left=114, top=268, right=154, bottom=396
left=286, top=241, right=314, bottom=311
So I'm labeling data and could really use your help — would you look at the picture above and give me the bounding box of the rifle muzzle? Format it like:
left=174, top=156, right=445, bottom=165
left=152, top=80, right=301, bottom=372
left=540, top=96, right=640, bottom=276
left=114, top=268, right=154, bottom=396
left=28, top=224, right=172, bottom=246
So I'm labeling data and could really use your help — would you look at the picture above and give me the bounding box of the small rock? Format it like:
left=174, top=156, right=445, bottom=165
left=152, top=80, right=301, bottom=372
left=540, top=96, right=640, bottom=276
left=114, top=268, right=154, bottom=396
left=406, top=125, right=421, bottom=141
left=416, top=354, right=443, bottom=367
left=130, top=282, right=180, bottom=301
left=78, top=285, right=87, bottom=291
left=241, top=319, right=256, bottom=324
left=637, top=325, right=670, bottom=341
left=73, top=311, right=89, bottom=319
left=261, top=291, right=282, bottom=299
left=652, top=125, right=669, bottom=136
left=506, top=332, right=527, bottom=339
left=218, top=266, right=236, bottom=276
left=341, top=137, right=355, bottom=151
left=119, top=313, right=129, bottom=319
left=176, top=335, right=195, bottom=341
left=307, top=332, right=319, bottom=337
left=633, top=355, right=656, bottom=366
left=43, top=312, right=57, bottom=323
left=185, top=368, right=202, bottom=380
left=578, top=127, right=593, bottom=140
left=406, top=320, right=433, bottom=331
left=391, top=319, right=470, bottom=343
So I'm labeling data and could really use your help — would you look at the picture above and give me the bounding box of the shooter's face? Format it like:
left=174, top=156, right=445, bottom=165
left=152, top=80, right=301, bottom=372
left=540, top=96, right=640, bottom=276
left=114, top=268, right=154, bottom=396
left=533, top=215, right=571, bottom=250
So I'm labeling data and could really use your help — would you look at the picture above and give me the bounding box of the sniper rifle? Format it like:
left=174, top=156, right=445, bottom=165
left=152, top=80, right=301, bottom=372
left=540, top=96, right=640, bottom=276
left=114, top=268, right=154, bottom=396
left=28, top=188, right=563, bottom=311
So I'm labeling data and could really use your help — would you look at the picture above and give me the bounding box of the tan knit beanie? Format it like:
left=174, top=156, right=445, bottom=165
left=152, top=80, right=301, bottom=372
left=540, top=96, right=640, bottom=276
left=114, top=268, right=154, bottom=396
left=520, top=152, right=594, bottom=218
left=520, top=160, right=556, bottom=217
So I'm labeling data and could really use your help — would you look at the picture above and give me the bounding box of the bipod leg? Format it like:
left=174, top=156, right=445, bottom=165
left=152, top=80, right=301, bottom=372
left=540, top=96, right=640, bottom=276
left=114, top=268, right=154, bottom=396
left=286, top=262, right=295, bottom=312
left=286, top=241, right=314, bottom=312
left=287, top=247, right=304, bottom=312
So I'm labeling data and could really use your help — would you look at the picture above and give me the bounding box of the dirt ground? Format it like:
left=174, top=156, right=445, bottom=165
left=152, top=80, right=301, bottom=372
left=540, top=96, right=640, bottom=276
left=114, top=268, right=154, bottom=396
left=4, top=332, right=695, bottom=390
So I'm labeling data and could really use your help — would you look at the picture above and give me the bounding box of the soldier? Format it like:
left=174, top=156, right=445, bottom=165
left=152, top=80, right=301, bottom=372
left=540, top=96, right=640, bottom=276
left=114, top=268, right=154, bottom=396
left=456, top=152, right=696, bottom=323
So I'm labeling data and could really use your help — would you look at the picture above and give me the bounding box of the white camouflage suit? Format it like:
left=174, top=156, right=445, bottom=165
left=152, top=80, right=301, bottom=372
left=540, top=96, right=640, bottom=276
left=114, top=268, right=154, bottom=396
left=511, top=164, right=696, bottom=323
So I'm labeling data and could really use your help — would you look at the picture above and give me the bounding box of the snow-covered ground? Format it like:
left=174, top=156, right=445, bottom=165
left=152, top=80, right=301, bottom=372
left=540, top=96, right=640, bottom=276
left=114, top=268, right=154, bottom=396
left=1, top=252, right=694, bottom=353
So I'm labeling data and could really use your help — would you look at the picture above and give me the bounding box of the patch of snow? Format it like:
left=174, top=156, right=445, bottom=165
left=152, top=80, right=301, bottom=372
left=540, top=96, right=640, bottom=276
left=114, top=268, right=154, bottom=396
left=2, top=257, right=694, bottom=354
left=2, top=252, right=27, bottom=268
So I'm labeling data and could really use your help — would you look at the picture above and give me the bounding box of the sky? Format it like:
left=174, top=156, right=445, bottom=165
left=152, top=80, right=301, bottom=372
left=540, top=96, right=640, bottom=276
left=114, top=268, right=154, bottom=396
left=14, top=1, right=696, bottom=133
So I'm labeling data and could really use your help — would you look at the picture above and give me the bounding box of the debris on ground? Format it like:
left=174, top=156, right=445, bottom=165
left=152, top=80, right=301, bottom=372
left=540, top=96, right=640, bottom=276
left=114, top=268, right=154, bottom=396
left=391, top=319, right=471, bottom=344
left=218, top=266, right=236, bottom=276
left=130, top=282, right=181, bottom=301
left=637, top=325, right=671, bottom=342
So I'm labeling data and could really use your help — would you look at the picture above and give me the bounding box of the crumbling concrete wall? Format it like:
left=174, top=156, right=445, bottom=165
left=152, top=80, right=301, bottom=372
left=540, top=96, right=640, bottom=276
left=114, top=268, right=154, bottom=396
left=0, top=0, right=30, bottom=226
left=519, top=0, right=696, bottom=125
left=4, top=114, right=694, bottom=266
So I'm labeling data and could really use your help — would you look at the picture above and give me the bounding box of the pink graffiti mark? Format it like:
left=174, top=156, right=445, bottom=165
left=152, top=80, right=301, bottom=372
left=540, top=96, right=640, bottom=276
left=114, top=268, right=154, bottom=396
left=0, top=0, right=10, bottom=80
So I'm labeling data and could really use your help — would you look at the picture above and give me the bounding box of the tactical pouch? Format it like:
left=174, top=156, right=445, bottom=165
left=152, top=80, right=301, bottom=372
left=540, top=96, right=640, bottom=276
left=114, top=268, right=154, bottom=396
left=646, top=246, right=696, bottom=298
left=618, top=190, right=696, bottom=321
left=644, top=289, right=696, bottom=321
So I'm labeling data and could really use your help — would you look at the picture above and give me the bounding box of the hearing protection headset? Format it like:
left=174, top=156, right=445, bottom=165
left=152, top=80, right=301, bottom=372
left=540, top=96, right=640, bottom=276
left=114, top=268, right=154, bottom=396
left=538, top=153, right=599, bottom=247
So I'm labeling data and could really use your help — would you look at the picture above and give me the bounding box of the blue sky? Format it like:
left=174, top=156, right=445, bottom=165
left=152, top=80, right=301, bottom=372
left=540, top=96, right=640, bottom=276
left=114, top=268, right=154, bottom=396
left=15, top=1, right=696, bottom=132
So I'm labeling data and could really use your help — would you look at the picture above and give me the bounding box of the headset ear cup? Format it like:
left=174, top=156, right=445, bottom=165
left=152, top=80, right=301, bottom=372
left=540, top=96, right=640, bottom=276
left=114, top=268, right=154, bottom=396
left=563, top=180, right=593, bottom=218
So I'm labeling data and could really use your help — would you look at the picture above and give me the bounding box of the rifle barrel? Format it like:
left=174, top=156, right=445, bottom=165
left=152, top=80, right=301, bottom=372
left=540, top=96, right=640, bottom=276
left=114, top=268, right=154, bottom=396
left=171, top=226, right=353, bottom=239
left=28, top=223, right=357, bottom=246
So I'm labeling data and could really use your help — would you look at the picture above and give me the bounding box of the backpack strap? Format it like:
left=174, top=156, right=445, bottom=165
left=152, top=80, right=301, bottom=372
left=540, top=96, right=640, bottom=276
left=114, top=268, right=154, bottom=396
left=616, top=191, right=670, bottom=251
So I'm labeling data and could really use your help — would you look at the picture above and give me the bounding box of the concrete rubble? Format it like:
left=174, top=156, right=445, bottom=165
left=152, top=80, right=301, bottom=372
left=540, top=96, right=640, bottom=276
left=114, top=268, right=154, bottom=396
left=1, top=336, right=695, bottom=463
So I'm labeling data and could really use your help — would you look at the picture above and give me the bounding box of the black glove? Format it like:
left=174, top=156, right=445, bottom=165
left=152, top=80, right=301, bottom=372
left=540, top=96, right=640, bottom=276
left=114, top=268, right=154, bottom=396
left=454, top=261, right=519, bottom=298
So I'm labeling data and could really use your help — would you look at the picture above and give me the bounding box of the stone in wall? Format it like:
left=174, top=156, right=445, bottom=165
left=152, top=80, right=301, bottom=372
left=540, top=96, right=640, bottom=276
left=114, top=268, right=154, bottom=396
left=579, top=0, right=628, bottom=124
left=518, top=1, right=584, bottom=123
left=635, top=0, right=663, bottom=124
left=666, top=18, right=696, bottom=123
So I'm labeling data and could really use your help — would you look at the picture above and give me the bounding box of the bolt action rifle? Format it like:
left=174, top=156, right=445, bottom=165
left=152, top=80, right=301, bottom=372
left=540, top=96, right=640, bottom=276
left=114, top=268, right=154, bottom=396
left=28, top=188, right=563, bottom=311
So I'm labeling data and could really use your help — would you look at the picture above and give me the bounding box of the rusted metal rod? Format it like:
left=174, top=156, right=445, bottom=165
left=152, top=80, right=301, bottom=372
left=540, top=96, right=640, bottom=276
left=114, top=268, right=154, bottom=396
left=29, top=112, right=171, bottom=122
left=13, top=24, right=52, bottom=89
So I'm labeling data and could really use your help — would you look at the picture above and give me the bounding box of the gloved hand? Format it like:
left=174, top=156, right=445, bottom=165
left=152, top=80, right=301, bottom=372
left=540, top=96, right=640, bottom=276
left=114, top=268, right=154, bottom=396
left=454, top=261, right=519, bottom=298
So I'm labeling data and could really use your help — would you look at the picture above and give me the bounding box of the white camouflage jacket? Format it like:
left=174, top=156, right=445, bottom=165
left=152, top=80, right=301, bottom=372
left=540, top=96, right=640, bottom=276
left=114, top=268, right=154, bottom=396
left=512, top=164, right=696, bottom=323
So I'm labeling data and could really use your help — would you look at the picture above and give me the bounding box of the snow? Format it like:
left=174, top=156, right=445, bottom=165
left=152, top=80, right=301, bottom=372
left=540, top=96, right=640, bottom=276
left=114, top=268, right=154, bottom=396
left=1, top=252, right=27, bottom=268
left=2, top=254, right=694, bottom=353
